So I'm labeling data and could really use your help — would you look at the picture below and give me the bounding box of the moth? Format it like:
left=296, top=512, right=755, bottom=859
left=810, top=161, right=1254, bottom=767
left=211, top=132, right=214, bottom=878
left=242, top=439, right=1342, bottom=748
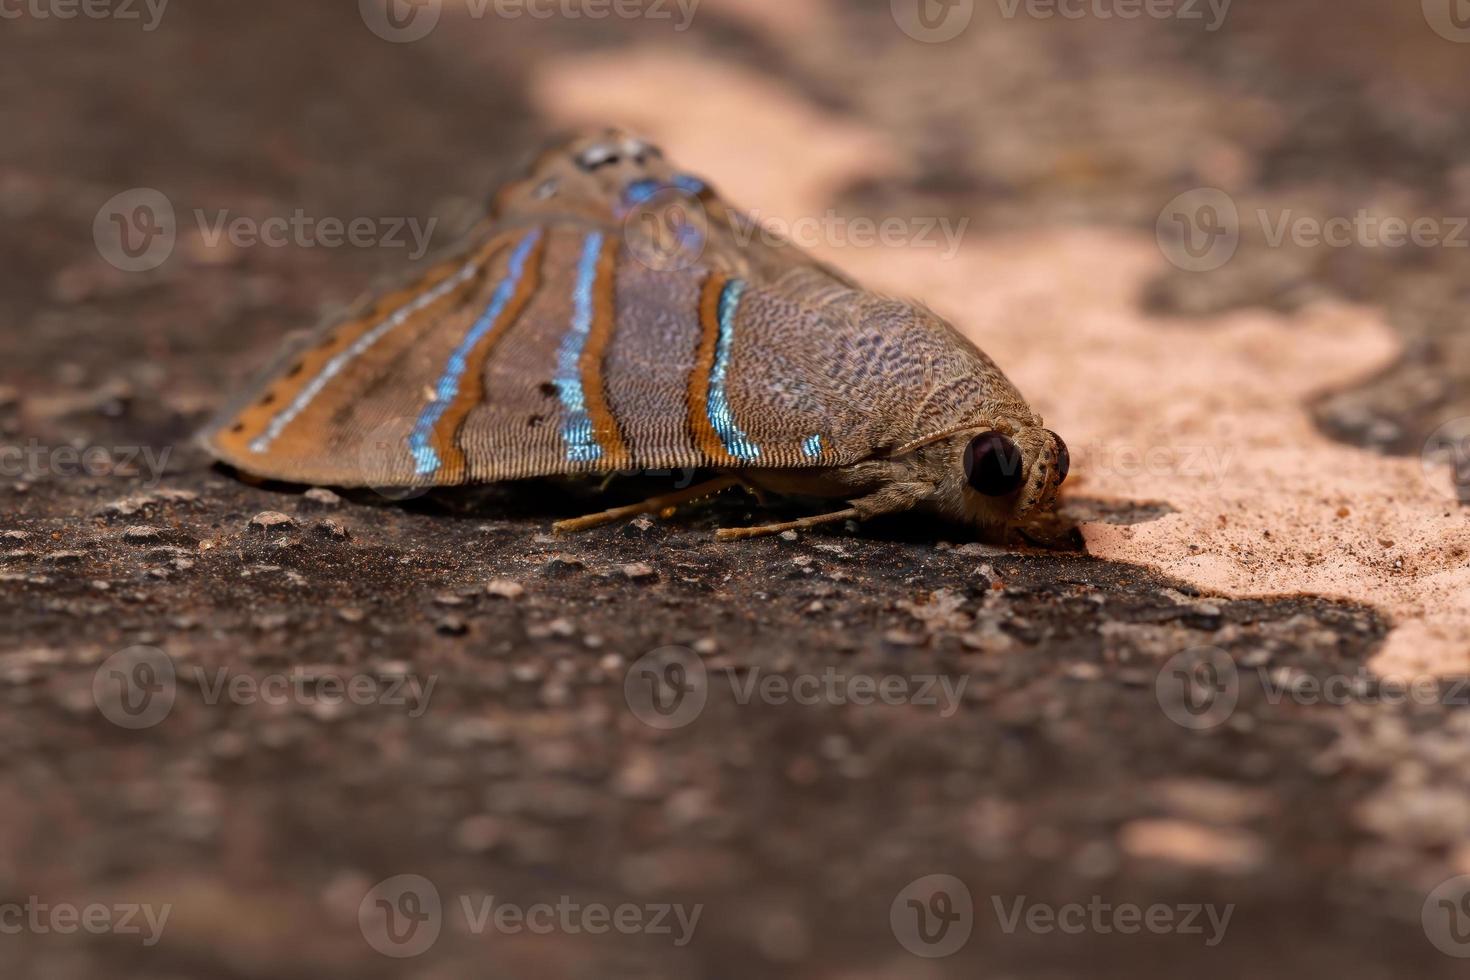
left=201, top=129, right=1069, bottom=540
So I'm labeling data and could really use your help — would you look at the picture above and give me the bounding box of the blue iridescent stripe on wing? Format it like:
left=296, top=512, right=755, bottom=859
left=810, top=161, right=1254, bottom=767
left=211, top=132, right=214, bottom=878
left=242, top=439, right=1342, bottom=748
left=707, top=279, right=761, bottom=461
left=554, top=232, right=607, bottom=462
left=248, top=257, right=483, bottom=455
left=408, top=229, right=541, bottom=476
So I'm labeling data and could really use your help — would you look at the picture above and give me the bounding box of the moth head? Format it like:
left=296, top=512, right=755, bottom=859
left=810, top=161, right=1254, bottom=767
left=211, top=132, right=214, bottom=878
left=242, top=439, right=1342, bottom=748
left=496, top=128, right=708, bottom=217
left=943, top=425, right=1069, bottom=528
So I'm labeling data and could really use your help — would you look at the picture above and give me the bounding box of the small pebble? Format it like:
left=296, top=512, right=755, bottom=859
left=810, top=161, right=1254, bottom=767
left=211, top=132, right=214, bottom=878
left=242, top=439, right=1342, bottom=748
left=622, top=516, right=656, bottom=538
left=542, top=555, right=584, bottom=577
left=249, top=511, right=295, bottom=531
left=303, top=487, right=343, bottom=507
left=436, top=616, right=469, bottom=636
left=314, top=519, right=350, bottom=540
left=122, top=525, right=165, bottom=544
left=485, top=579, right=525, bottom=600
left=620, top=562, right=657, bottom=581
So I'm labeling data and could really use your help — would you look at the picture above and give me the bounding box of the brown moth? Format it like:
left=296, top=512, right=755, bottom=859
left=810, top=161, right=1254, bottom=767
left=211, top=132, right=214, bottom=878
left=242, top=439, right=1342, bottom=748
left=200, top=129, right=1069, bottom=539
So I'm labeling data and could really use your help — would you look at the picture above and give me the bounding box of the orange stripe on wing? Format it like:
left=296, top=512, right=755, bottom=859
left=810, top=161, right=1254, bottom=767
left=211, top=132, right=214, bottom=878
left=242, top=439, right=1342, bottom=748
left=430, top=233, right=548, bottom=482
left=577, top=236, right=631, bottom=471
left=211, top=228, right=504, bottom=461
left=686, top=271, right=735, bottom=464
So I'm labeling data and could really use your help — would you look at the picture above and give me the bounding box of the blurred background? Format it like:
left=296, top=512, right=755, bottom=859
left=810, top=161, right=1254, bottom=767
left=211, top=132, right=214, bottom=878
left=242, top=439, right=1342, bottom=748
left=2, top=1, right=1470, bottom=977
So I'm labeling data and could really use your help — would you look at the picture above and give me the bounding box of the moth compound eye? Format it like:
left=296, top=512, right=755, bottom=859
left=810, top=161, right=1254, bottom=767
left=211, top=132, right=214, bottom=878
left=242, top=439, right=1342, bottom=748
left=1048, top=431, right=1070, bottom=485
left=963, top=432, right=1025, bottom=497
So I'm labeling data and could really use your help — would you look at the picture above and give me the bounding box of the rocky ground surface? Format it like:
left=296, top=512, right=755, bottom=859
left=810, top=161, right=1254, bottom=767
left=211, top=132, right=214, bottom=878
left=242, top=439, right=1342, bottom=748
left=2, top=1, right=1469, bottom=977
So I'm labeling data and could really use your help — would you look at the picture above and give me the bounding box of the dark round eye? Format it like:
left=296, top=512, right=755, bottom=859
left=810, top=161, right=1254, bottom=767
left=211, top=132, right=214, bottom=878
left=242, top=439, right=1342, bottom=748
left=1048, top=431, right=1070, bottom=485
left=963, top=432, right=1025, bottom=497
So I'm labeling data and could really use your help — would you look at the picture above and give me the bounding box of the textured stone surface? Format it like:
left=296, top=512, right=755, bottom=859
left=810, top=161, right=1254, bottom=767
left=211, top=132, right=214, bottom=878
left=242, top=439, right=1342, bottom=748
left=2, top=2, right=1468, bottom=977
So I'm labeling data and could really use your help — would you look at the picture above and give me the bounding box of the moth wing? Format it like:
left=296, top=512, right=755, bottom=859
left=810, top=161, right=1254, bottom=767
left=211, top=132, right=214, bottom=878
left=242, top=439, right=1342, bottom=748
left=199, top=223, right=538, bottom=488
left=411, top=225, right=899, bottom=483
left=203, top=218, right=966, bottom=488
left=203, top=128, right=985, bottom=488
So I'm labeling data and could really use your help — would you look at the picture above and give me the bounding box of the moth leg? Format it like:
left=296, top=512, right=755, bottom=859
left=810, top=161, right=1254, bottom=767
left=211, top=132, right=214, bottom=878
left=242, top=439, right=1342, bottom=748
left=715, top=482, right=933, bottom=541
left=714, top=508, right=861, bottom=541
left=553, top=476, right=741, bottom=534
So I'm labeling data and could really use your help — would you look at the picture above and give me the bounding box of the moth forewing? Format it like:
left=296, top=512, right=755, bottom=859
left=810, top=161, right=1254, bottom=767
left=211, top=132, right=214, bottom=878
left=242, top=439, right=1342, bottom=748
left=202, top=129, right=1069, bottom=537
